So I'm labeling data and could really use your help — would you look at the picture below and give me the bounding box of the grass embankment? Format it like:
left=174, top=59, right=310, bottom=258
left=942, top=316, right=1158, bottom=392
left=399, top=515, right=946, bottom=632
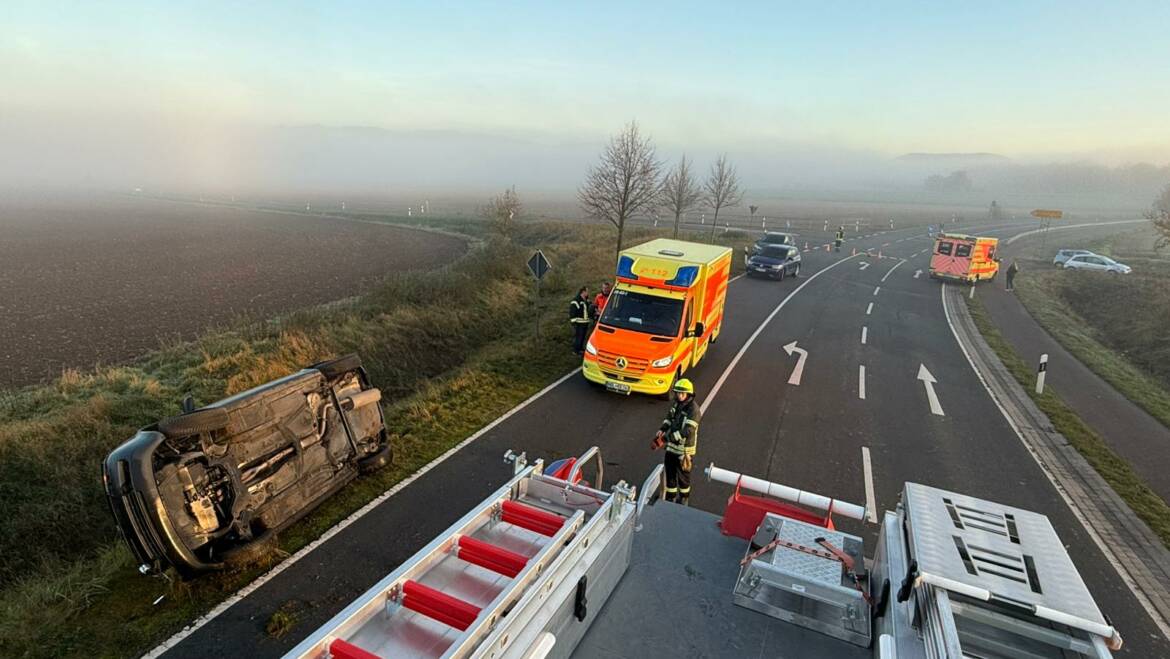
left=0, top=217, right=751, bottom=658
left=1011, top=228, right=1170, bottom=431
left=966, top=294, right=1170, bottom=549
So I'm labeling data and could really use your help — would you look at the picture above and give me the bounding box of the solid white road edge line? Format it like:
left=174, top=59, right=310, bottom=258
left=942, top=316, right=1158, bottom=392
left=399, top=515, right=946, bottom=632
left=142, top=367, right=582, bottom=658
left=701, top=253, right=860, bottom=414
left=145, top=266, right=775, bottom=655
left=862, top=447, right=879, bottom=524
left=880, top=259, right=906, bottom=282
left=940, top=282, right=1170, bottom=641
left=859, top=364, right=867, bottom=400
left=1005, top=219, right=1146, bottom=245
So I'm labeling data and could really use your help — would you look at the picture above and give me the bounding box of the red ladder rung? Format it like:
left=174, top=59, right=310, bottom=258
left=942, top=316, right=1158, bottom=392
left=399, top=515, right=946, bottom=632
left=501, top=500, right=566, bottom=537
left=401, top=580, right=481, bottom=631
left=457, top=536, right=529, bottom=578
left=329, top=638, right=381, bottom=659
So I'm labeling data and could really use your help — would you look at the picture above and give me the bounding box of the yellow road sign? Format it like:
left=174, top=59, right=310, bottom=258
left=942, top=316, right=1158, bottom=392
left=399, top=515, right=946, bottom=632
left=1031, top=209, right=1063, bottom=219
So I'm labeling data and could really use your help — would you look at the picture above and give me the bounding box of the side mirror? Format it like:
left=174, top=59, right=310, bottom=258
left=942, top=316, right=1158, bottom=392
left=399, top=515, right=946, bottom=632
left=690, top=322, right=705, bottom=339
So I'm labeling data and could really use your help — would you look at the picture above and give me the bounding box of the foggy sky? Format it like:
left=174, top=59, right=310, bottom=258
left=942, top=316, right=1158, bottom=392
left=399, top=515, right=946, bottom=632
left=3, top=2, right=1170, bottom=196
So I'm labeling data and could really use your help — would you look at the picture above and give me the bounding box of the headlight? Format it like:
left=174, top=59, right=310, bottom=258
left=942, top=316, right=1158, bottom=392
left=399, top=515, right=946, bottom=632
left=585, top=340, right=598, bottom=356
left=771, top=263, right=784, bottom=270
left=651, top=355, right=673, bottom=368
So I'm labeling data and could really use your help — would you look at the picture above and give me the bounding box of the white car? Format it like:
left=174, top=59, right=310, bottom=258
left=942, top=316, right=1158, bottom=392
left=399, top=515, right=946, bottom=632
left=1062, top=253, right=1132, bottom=274
left=1053, top=249, right=1092, bottom=266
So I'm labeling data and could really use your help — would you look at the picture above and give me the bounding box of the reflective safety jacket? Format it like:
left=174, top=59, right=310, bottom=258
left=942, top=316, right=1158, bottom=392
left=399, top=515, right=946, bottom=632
left=835, top=230, right=845, bottom=241
left=569, top=295, right=590, bottom=324
left=659, top=398, right=700, bottom=456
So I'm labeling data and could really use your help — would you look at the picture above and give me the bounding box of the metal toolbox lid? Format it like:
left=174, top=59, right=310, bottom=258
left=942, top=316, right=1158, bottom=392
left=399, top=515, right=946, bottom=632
left=902, top=482, right=1112, bottom=637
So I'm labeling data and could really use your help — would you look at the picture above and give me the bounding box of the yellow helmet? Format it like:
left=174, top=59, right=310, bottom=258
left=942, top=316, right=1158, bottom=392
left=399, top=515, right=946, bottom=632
left=672, top=378, right=694, bottom=395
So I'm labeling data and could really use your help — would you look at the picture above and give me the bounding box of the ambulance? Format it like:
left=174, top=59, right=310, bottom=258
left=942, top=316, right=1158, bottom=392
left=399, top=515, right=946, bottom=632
left=929, top=232, right=1000, bottom=283
left=582, top=239, right=731, bottom=395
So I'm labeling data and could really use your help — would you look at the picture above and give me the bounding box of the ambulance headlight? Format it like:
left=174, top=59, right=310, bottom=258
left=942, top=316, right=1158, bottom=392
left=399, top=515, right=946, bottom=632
left=651, top=355, right=673, bottom=368
left=585, top=341, right=598, bottom=356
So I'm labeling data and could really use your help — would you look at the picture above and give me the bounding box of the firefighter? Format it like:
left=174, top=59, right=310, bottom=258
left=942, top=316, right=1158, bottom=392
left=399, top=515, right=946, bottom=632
left=651, top=378, right=700, bottom=505
left=834, top=225, right=845, bottom=252
left=569, top=286, right=591, bottom=354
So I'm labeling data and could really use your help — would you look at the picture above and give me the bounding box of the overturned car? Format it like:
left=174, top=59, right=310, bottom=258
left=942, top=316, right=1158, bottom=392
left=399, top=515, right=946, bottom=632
left=103, top=354, right=391, bottom=577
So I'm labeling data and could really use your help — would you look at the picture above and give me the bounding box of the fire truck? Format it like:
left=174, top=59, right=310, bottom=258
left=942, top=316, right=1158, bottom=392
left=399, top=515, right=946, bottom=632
left=286, top=447, right=1122, bottom=659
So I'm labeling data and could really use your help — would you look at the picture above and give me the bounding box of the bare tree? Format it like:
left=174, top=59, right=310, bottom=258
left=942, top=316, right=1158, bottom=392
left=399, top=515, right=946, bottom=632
left=660, top=155, right=702, bottom=239
left=482, top=185, right=521, bottom=236
left=704, top=154, right=744, bottom=238
left=579, top=122, right=663, bottom=260
left=1148, top=183, right=1170, bottom=249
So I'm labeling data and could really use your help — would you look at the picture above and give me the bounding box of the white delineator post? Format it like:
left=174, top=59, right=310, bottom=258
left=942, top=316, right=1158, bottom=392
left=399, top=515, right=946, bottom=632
left=705, top=464, right=868, bottom=522
left=1036, top=353, right=1049, bottom=394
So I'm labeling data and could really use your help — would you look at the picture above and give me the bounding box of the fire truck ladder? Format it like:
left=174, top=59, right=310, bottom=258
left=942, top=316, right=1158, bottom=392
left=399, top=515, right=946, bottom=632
left=286, top=447, right=663, bottom=659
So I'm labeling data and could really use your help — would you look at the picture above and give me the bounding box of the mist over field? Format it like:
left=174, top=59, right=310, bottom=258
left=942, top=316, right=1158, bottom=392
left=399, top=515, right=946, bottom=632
left=2, top=114, right=1166, bottom=216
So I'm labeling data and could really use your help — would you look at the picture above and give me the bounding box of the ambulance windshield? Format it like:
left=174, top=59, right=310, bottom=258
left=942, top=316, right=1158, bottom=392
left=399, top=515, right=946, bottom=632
left=600, top=289, right=683, bottom=336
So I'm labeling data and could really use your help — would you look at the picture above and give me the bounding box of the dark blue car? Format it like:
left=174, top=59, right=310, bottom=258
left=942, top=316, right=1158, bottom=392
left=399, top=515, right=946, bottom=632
left=745, top=244, right=802, bottom=280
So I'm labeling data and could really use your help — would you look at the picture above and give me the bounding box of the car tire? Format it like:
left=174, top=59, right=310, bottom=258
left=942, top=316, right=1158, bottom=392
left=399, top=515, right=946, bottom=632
left=158, top=407, right=230, bottom=438
left=358, top=444, right=393, bottom=474
left=778, top=269, right=785, bottom=282
left=313, top=353, right=362, bottom=380
left=219, top=530, right=278, bottom=570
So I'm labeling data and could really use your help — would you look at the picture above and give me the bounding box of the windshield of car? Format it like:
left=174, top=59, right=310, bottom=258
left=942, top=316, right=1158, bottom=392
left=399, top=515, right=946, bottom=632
left=756, top=245, right=791, bottom=259
left=760, top=234, right=790, bottom=244
left=599, top=289, right=684, bottom=336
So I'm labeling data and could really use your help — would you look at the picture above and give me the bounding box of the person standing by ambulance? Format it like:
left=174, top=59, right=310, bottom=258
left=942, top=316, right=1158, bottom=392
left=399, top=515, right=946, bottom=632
left=651, top=379, right=700, bottom=505
left=569, top=286, right=591, bottom=354
left=592, top=281, right=612, bottom=320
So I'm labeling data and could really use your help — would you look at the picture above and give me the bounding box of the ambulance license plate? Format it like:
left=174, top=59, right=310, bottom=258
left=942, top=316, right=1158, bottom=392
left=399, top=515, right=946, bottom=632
left=605, top=381, right=632, bottom=394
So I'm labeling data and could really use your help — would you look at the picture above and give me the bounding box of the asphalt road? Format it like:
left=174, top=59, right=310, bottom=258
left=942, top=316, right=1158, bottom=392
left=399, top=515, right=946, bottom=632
left=160, top=219, right=1167, bottom=658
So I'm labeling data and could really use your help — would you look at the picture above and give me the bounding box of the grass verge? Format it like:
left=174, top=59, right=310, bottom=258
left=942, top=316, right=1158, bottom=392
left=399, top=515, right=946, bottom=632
left=0, top=217, right=750, bottom=658
left=966, top=293, right=1170, bottom=549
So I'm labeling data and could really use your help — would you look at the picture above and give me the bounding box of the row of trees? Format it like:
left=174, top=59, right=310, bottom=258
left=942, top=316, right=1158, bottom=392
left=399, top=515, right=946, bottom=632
left=578, top=122, right=744, bottom=259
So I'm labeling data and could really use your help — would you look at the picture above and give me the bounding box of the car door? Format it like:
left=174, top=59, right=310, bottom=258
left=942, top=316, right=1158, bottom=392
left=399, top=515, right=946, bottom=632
left=1066, top=255, right=1087, bottom=270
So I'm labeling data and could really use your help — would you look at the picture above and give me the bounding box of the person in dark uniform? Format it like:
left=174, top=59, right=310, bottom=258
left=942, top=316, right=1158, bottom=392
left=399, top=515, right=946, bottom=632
left=569, top=286, right=590, bottom=354
left=1006, top=260, right=1020, bottom=292
left=835, top=226, right=845, bottom=252
left=652, top=379, right=700, bottom=505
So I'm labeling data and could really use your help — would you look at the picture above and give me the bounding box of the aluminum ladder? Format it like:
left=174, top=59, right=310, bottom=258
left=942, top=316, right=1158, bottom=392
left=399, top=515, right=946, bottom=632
left=286, top=447, right=662, bottom=659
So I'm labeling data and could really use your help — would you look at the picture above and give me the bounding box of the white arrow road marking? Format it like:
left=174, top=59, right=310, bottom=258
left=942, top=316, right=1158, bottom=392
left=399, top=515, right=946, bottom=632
left=862, top=447, right=878, bottom=524
left=859, top=261, right=871, bottom=271
left=914, top=269, right=923, bottom=279
left=861, top=326, right=868, bottom=344
left=917, top=364, right=945, bottom=416
left=782, top=341, right=809, bottom=386
left=859, top=364, right=867, bottom=399
left=866, top=302, right=874, bottom=315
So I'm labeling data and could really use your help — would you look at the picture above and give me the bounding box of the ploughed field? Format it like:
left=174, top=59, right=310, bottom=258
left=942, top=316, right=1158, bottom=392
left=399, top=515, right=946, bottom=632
left=0, top=194, right=467, bottom=389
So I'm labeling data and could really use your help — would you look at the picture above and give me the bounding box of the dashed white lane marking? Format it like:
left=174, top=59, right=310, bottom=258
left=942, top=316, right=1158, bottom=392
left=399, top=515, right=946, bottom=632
left=861, top=326, right=868, bottom=345
left=862, top=447, right=879, bottom=524
left=702, top=254, right=861, bottom=414
left=866, top=302, right=874, bottom=315
left=873, top=286, right=881, bottom=296
left=858, top=364, right=867, bottom=400
left=882, top=242, right=891, bottom=247
left=880, top=259, right=905, bottom=282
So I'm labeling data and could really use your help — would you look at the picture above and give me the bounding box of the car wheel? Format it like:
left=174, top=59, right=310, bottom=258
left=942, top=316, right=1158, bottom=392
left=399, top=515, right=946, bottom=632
left=778, top=268, right=785, bottom=282
left=158, top=407, right=230, bottom=438
left=219, top=530, right=278, bottom=570
left=312, top=353, right=362, bottom=380
left=358, top=444, right=393, bottom=474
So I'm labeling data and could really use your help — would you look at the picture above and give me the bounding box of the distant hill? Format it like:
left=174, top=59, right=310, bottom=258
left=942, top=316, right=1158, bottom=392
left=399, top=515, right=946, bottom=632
left=895, top=152, right=1011, bottom=163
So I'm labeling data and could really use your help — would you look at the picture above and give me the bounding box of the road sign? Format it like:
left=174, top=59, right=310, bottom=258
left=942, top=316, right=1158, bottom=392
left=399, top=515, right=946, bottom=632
left=527, top=250, right=551, bottom=280
left=1031, top=209, right=1063, bottom=219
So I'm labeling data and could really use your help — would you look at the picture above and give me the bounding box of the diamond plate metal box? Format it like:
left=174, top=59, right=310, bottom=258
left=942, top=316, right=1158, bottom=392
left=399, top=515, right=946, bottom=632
left=733, top=513, right=871, bottom=647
